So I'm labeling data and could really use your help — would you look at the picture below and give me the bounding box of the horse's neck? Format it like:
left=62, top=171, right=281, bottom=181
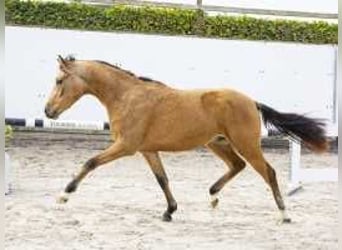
left=87, top=66, right=136, bottom=109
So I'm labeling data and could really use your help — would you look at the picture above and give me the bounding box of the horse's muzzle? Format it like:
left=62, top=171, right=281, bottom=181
left=44, top=106, right=58, bottom=119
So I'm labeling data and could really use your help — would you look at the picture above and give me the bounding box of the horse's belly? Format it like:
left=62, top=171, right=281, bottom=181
left=139, top=119, right=218, bottom=151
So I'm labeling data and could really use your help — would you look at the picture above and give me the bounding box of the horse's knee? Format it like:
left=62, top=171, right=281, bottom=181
left=64, top=158, right=99, bottom=194
left=84, top=158, right=98, bottom=171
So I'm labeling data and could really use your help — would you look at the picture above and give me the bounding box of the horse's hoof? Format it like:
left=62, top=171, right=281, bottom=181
left=162, top=212, right=172, bottom=222
left=56, top=192, right=69, bottom=204
left=282, top=218, right=292, bottom=223
left=211, top=198, right=219, bottom=208
left=277, top=217, right=292, bottom=225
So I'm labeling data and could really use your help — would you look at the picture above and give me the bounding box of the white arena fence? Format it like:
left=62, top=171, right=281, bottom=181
left=5, top=118, right=110, bottom=131
left=287, top=124, right=338, bottom=195
left=5, top=117, right=337, bottom=196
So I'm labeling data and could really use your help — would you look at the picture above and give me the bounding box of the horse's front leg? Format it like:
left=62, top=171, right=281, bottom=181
left=57, top=141, right=135, bottom=203
left=142, top=152, right=177, bottom=222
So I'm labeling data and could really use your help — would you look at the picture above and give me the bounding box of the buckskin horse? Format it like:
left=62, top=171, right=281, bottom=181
left=45, top=55, right=327, bottom=223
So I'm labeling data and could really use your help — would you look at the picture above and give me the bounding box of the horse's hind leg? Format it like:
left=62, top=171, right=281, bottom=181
left=264, top=161, right=291, bottom=223
left=206, top=137, right=246, bottom=208
left=228, top=135, right=291, bottom=223
left=251, top=154, right=291, bottom=223
left=142, top=151, right=177, bottom=222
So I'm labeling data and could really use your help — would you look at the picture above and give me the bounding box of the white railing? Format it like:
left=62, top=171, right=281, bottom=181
left=287, top=124, right=338, bottom=196
left=80, top=0, right=338, bottom=20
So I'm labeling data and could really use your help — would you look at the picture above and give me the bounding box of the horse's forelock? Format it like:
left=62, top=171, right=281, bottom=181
left=65, top=55, right=76, bottom=62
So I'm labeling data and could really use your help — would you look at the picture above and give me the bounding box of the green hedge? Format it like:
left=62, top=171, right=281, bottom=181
left=5, top=0, right=337, bottom=44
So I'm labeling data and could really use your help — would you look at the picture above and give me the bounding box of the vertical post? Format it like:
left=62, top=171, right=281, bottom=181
left=196, top=0, right=202, bottom=9
left=289, top=140, right=301, bottom=183
left=287, top=140, right=302, bottom=196
left=194, top=0, right=205, bottom=35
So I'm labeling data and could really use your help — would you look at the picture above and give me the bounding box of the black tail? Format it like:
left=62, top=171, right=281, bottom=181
left=256, top=103, right=328, bottom=152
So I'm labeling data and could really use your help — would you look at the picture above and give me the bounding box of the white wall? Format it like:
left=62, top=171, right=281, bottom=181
left=5, top=26, right=337, bottom=123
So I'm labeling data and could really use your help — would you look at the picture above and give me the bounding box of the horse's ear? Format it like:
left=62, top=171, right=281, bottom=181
left=57, top=55, right=66, bottom=64
left=57, top=55, right=69, bottom=73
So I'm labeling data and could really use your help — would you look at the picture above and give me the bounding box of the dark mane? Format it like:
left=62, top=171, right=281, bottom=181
left=65, top=55, right=76, bottom=61
left=138, top=76, right=153, bottom=82
left=95, top=60, right=166, bottom=86
left=95, top=60, right=135, bottom=77
left=62, top=55, right=166, bottom=86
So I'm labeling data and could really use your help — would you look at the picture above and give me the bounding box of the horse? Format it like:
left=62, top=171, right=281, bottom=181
left=45, top=55, right=328, bottom=223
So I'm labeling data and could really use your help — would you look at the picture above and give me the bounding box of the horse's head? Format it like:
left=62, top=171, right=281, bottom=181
left=45, top=55, right=89, bottom=119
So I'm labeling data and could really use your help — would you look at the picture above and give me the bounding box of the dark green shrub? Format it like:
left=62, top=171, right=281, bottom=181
left=5, top=0, right=337, bottom=44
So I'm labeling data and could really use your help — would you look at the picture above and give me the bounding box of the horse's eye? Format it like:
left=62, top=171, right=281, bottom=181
left=56, top=79, right=63, bottom=85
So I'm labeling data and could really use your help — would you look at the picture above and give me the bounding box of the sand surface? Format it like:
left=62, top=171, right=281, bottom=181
left=5, top=136, right=338, bottom=250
